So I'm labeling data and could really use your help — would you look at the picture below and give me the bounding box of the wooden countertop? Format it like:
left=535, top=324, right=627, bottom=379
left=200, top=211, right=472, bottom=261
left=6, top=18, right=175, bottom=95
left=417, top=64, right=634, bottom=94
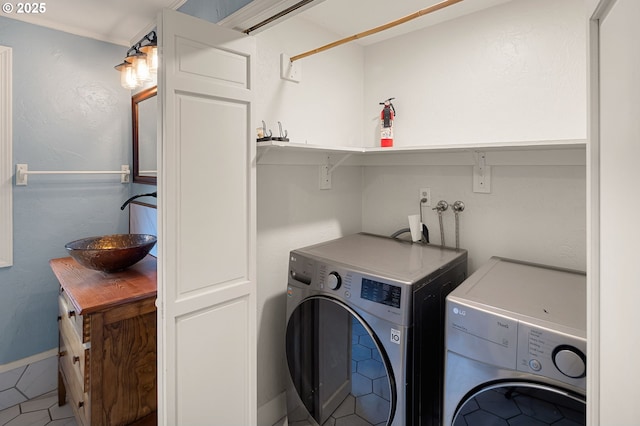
left=50, top=255, right=157, bottom=315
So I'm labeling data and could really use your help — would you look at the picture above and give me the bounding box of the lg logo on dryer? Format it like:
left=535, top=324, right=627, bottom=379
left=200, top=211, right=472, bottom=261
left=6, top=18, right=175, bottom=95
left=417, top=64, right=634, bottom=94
left=452, top=307, right=466, bottom=316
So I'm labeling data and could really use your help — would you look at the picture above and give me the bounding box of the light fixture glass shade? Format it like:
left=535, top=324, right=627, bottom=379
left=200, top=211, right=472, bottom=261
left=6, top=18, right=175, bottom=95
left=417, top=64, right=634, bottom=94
left=115, top=62, right=139, bottom=90
left=134, top=54, right=151, bottom=82
left=141, top=45, right=158, bottom=74
left=123, top=66, right=139, bottom=89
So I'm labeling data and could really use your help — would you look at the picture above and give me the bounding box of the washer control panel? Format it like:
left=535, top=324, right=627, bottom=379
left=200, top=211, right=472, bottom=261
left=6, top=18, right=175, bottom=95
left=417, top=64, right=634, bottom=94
left=446, top=300, right=586, bottom=391
left=517, top=322, right=586, bottom=389
left=288, top=253, right=411, bottom=325
left=446, top=301, right=518, bottom=371
left=289, top=254, right=314, bottom=285
left=326, top=271, right=341, bottom=290
left=553, top=346, right=586, bottom=378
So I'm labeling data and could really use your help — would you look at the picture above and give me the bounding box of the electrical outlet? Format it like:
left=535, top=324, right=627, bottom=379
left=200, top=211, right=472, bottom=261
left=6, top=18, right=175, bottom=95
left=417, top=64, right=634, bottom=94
left=419, top=188, right=431, bottom=206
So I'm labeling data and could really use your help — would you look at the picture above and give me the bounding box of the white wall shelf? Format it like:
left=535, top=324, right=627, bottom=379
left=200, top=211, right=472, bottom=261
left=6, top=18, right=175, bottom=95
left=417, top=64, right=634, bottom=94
left=256, top=139, right=587, bottom=167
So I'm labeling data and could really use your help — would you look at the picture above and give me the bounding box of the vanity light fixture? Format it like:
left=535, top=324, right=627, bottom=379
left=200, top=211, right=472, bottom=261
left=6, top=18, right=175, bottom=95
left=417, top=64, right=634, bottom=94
left=115, top=31, right=158, bottom=89
left=139, top=32, right=158, bottom=74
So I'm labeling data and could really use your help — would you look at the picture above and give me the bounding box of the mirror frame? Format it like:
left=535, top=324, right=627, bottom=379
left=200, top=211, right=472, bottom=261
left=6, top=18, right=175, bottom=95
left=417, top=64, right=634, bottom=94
left=132, top=86, right=157, bottom=185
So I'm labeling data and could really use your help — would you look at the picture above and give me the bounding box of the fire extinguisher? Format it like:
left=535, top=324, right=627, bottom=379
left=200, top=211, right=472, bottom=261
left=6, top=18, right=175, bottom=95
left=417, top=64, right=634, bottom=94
left=380, top=97, right=395, bottom=147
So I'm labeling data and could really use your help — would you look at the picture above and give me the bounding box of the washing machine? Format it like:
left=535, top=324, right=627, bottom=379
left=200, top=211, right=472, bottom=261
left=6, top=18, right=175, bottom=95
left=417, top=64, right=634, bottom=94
left=285, top=233, right=467, bottom=426
left=443, top=257, right=586, bottom=426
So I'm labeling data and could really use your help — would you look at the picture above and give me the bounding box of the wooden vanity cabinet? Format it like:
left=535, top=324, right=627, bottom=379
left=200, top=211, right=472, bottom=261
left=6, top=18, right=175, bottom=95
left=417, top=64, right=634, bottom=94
left=51, top=256, right=157, bottom=426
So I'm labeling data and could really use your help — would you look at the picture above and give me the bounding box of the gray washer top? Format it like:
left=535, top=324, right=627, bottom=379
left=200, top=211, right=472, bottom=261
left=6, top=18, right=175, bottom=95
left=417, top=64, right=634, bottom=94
left=448, top=257, right=586, bottom=333
left=294, top=233, right=466, bottom=284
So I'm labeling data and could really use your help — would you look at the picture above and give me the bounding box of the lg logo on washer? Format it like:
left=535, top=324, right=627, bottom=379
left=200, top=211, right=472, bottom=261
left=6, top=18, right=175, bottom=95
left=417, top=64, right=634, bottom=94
left=452, top=306, right=466, bottom=316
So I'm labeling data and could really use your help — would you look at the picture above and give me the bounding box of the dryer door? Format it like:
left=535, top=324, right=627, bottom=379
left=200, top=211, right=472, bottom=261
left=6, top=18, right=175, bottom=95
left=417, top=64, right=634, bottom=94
left=286, top=296, right=396, bottom=425
left=452, top=382, right=585, bottom=425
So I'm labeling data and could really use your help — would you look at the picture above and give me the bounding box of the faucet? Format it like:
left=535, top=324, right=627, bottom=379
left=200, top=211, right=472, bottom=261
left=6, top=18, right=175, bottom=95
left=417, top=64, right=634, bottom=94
left=120, top=191, right=157, bottom=210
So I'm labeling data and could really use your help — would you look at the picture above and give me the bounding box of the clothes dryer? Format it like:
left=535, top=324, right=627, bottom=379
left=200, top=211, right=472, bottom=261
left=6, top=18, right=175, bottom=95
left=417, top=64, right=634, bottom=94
left=443, top=257, right=586, bottom=425
left=285, top=233, right=467, bottom=426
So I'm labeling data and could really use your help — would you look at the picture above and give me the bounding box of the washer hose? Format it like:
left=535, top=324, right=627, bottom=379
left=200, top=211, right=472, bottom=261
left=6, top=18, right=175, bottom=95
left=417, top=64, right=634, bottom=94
left=433, top=200, right=449, bottom=247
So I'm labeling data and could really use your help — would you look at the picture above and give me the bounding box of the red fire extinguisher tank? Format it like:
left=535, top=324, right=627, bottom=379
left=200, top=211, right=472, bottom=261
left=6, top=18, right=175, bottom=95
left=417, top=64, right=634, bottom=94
left=380, top=98, right=395, bottom=147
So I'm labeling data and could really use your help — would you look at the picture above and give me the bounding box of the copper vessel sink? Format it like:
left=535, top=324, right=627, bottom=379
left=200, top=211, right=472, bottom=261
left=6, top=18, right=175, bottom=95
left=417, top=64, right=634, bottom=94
left=65, top=234, right=157, bottom=272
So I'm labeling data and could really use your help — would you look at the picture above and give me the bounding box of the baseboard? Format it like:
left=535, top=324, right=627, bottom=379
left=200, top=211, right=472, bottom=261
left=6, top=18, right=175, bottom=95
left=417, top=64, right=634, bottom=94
left=258, top=391, right=287, bottom=426
left=0, top=348, right=57, bottom=374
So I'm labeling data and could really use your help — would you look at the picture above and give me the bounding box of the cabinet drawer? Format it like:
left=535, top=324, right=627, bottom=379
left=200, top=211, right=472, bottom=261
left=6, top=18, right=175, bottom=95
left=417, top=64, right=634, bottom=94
left=59, top=296, right=90, bottom=391
left=59, top=288, right=90, bottom=343
left=59, top=361, right=89, bottom=426
left=59, top=322, right=89, bottom=392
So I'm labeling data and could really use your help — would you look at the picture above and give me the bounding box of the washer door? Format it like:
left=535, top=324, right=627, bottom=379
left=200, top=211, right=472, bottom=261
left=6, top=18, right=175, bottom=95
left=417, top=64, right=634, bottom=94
left=286, top=296, right=396, bottom=425
left=452, top=382, right=585, bottom=425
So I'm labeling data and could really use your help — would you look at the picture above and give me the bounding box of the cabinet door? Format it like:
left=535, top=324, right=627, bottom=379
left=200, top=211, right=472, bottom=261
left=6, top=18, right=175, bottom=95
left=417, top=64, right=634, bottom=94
left=158, top=9, right=256, bottom=426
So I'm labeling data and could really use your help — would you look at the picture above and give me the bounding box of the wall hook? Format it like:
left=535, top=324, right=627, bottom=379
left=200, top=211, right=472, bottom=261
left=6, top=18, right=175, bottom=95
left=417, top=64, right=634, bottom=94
left=257, top=120, right=273, bottom=142
left=274, top=121, right=289, bottom=142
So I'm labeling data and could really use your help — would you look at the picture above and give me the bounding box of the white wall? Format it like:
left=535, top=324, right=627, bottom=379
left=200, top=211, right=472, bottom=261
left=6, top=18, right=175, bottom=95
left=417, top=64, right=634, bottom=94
left=254, top=17, right=366, bottom=414
left=363, top=0, right=587, bottom=147
left=255, top=16, right=365, bottom=147
left=256, top=165, right=363, bottom=412
left=586, top=0, right=600, bottom=16
left=362, top=164, right=586, bottom=273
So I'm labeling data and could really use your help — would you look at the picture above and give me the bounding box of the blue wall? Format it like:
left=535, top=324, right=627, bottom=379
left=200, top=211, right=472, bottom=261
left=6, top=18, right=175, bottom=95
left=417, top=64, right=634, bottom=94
left=0, top=17, right=131, bottom=364
left=0, top=0, right=251, bottom=366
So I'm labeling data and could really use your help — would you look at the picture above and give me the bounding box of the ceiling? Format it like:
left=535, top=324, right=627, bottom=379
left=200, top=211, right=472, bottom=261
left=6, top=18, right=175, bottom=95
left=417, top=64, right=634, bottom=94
left=2, top=0, right=510, bottom=47
left=297, top=0, right=511, bottom=46
left=3, top=0, right=186, bottom=46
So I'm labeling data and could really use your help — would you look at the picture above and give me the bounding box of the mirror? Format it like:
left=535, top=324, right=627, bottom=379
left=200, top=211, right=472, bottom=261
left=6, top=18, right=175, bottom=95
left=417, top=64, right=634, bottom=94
left=132, top=86, right=157, bottom=184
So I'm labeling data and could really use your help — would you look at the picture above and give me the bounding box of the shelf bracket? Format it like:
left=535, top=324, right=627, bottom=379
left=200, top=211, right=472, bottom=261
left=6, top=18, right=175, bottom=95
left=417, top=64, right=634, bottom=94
left=319, top=153, right=353, bottom=190
left=472, top=151, right=491, bottom=193
left=256, top=145, right=273, bottom=164
left=327, top=153, right=353, bottom=174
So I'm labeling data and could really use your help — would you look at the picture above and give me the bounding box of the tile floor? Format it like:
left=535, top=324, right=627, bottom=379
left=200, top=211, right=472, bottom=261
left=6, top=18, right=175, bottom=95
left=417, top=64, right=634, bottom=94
left=0, top=391, right=76, bottom=426
left=0, top=356, right=58, bottom=412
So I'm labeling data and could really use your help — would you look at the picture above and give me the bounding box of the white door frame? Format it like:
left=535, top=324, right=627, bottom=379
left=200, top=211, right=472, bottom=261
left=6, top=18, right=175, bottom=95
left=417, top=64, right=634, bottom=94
left=0, top=46, right=12, bottom=268
left=587, top=3, right=604, bottom=424
left=587, top=0, right=637, bottom=424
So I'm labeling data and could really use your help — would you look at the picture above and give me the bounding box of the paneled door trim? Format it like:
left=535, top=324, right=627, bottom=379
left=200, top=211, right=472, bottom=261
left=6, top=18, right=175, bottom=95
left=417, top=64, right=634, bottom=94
left=157, top=9, right=257, bottom=425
